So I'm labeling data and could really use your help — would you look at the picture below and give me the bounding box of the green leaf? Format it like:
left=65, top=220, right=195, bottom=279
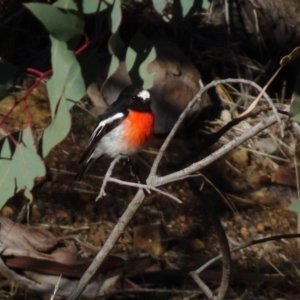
left=47, top=36, right=77, bottom=117
left=0, top=128, right=45, bottom=207
left=107, top=32, right=125, bottom=78
left=180, top=0, right=194, bottom=18
left=287, top=199, right=300, bottom=213
left=125, top=46, right=137, bottom=72
left=152, top=0, right=167, bottom=14
left=140, top=46, right=156, bottom=89
left=110, top=0, right=121, bottom=33
left=65, top=47, right=100, bottom=107
left=107, top=55, right=120, bottom=78
left=170, top=0, right=200, bottom=21
left=42, top=95, right=71, bottom=157
left=125, top=32, right=156, bottom=87
left=0, top=60, right=15, bottom=98
left=0, top=138, right=11, bottom=158
left=202, top=0, right=210, bottom=9
left=81, top=0, right=112, bottom=14
left=109, top=31, right=126, bottom=58
left=24, top=3, right=83, bottom=41
left=22, top=126, right=36, bottom=152
left=54, top=0, right=78, bottom=10
left=65, top=59, right=86, bottom=103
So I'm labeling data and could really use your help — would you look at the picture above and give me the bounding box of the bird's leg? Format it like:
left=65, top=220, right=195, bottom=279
left=121, top=156, right=142, bottom=183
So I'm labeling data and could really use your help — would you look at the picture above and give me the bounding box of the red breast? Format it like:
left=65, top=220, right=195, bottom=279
left=122, top=110, right=154, bottom=152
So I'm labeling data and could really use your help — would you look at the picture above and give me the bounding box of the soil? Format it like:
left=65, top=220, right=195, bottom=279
left=2, top=107, right=300, bottom=300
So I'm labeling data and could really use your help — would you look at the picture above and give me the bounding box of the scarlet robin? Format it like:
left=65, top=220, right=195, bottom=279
left=74, top=85, right=154, bottom=181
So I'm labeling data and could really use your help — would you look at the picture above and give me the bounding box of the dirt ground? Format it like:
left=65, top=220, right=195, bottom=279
left=1, top=106, right=300, bottom=300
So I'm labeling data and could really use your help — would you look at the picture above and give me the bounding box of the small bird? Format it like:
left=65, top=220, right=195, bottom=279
left=74, top=86, right=154, bottom=181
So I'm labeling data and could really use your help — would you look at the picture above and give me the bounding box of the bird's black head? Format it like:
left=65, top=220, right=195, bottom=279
left=117, top=85, right=151, bottom=112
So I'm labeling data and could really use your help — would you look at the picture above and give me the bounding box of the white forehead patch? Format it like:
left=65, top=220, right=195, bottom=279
left=138, top=90, right=150, bottom=101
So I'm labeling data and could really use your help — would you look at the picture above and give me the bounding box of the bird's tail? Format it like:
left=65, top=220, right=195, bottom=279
left=74, top=156, right=97, bottom=182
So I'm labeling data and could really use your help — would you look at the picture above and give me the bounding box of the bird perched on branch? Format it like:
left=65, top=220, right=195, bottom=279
left=74, top=85, right=154, bottom=182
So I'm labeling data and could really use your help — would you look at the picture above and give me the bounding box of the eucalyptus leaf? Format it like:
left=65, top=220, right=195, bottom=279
left=65, top=59, right=86, bottom=103
left=125, top=46, right=137, bottom=73
left=0, top=138, right=11, bottom=158
left=81, top=0, right=112, bottom=14
left=140, top=46, right=156, bottom=89
left=107, top=55, right=120, bottom=78
left=42, top=95, right=71, bottom=157
left=202, top=0, right=210, bottom=9
left=54, top=0, right=78, bottom=10
left=180, top=0, right=194, bottom=18
left=152, top=0, right=167, bottom=14
left=110, top=0, right=121, bottom=33
left=47, top=36, right=77, bottom=117
left=125, top=32, right=155, bottom=87
left=108, top=31, right=126, bottom=58
left=287, top=199, right=300, bottom=213
left=24, top=3, right=83, bottom=41
left=0, top=127, right=45, bottom=207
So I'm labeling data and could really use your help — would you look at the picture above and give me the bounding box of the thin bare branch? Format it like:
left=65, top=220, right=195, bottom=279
left=96, top=155, right=122, bottom=200
left=108, top=177, right=182, bottom=203
left=191, top=233, right=300, bottom=276
left=68, top=79, right=289, bottom=300
left=155, top=111, right=289, bottom=186
left=67, top=189, right=146, bottom=300
left=149, top=78, right=279, bottom=182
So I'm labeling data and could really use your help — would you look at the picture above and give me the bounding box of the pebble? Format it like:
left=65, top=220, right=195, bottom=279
left=85, top=203, right=94, bottom=211
left=240, top=227, right=249, bottom=237
left=1, top=206, right=14, bottom=217
left=31, top=204, right=41, bottom=219
left=256, top=222, right=265, bottom=232
left=190, top=238, right=205, bottom=251
left=133, top=224, right=167, bottom=255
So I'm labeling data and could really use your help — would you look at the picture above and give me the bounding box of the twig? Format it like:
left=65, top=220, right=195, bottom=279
left=148, top=78, right=279, bottom=182
left=50, top=275, right=61, bottom=300
left=96, top=155, right=122, bottom=200
left=108, top=177, right=182, bottom=203
left=0, top=35, right=91, bottom=143
left=155, top=111, right=289, bottom=186
left=188, top=177, right=231, bottom=300
left=66, top=189, right=146, bottom=300
left=67, top=81, right=289, bottom=300
left=97, top=288, right=202, bottom=298
left=190, top=232, right=300, bottom=298
left=191, top=233, right=300, bottom=277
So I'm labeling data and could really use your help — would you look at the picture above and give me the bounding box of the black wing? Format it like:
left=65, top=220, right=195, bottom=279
left=78, top=111, right=128, bottom=164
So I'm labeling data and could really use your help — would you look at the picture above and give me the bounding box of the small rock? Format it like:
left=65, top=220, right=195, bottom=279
left=57, top=210, right=69, bottom=219
left=240, top=227, right=249, bottom=237
left=190, top=238, right=205, bottom=251
left=31, top=204, right=41, bottom=219
left=256, top=222, right=265, bottom=232
left=234, top=215, right=242, bottom=222
left=230, top=148, right=249, bottom=167
left=178, top=215, right=186, bottom=222
left=1, top=206, right=14, bottom=217
left=133, top=224, right=167, bottom=255
left=85, top=203, right=94, bottom=211
left=80, top=194, right=92, bottom=202
left=73, top=221, right=81, bottom=228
